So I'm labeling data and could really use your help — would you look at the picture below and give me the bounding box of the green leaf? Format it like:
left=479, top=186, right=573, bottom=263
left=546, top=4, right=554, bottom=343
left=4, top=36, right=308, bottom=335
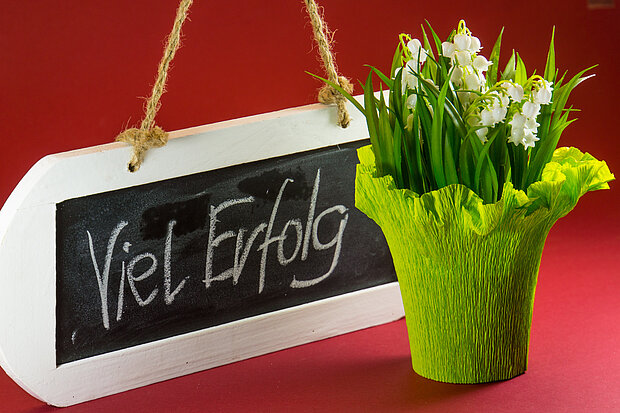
left=487, top=28, right=504, bottom=88
left=525, top=112, right=577, bottom=187
left=544, top=27, right=556, bottom=82
left=515, top=53, right=527, bottom=84
left=415, top=75, right=468, bottom=137
left=429, top=78, right=452, bottom=188
left=363, top=73, right=383, bottom=172
left=424, top=20, right=444, bottom=58
left=474, top=129, right=499, bottom=195
left=390, top=43, right=403, bottom=78
left=366, top=65, right=394, bottom=89
left=421, top=25, right=437, bottom=80
left=501, top=50, right=516, bottom=81
left=553, top=66, right=595, bottom=121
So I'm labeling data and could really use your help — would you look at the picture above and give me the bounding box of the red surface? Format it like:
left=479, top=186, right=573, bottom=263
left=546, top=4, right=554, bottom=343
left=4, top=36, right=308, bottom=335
left=0, top=1, right=618, bottom=411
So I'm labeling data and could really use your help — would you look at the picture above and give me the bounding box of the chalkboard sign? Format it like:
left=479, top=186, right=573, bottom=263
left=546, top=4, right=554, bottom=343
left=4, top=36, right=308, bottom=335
left=56, top=140, right=396, bottom=364
left=0, top=99, right=403, bottom=406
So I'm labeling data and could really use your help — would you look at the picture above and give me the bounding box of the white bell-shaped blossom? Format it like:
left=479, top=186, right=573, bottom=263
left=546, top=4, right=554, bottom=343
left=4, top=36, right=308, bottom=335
left=407, top=38, right=427, bottom=64
left=510, top=113, right=527, bottom=129
left=508, top=113, right=526, bottom=146
left=522, top=130, right=540, bottom=149
left=480, top=108, right=495, bottom=125
left=442, top=41, right=456, bottom=58
left=406, top=93, right=418, bottom=109
left=451, top=66, right=464, bottom=86
left=469, top=36, right=482, bottom=53
left=505, top=83, right=524, bottom=102
left=458, top=91, right=471, bottom=107
left=456, top=50, right=472, bottom=66
left=453, top=34, right=471, bottom=51
left=492, top=105, right=507, bottom=124
left=475, top=127, right=489, bottom=143
left=395, top=66, right=418, bottom=92
left=525, top=117, right=540, bottom=133
left=532, top=79, right=553, bottom=105
left=499, top=93, right=510, bottom=107
left=522, top=101, right=541, bottom=119
left=473, top=55, right=492, bottom=72
left=464, top=73, right=481, bottom=90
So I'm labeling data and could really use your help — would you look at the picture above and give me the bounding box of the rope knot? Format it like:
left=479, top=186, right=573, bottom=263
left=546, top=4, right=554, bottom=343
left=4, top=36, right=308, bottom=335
left=317, top=76, right=354, bottom=128
left=115, top=126, right=169, bottom=172
left=317, top=76, right=354, bottom=105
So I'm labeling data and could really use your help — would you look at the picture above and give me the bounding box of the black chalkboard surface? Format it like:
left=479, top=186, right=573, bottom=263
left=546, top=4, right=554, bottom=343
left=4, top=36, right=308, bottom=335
left=56, top=140, right=396, bottom=365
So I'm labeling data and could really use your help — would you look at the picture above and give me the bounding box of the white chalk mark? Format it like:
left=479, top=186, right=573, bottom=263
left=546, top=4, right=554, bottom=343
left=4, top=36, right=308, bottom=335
left=87, top=221, right=128, bottom=330
left=116, top=260, right=126, bottom=321
left=233, top=223, right=267, bottom=284
left=127, top=253, right=159, bottom=306
left=302, top=169, right=320, bottom=261
left=277, top=219, right=303, bottom=266
left=257, top=178, right=292, bottom=293
left=204, top=197, right=255, bottom=289
left=164, top=220, right=189, bottom=304
left=291, top=205, right=348, bottom=288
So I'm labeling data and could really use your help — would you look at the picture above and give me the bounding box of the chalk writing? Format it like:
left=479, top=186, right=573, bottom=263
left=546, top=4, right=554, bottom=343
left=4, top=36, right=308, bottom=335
left=87, top=169, right=349, bottom=329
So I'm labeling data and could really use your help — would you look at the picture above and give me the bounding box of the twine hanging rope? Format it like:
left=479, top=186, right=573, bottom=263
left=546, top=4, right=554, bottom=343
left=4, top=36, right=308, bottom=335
left=115, top=0, right=193, bottom=172
left=304, top=0, right=353, bottom=128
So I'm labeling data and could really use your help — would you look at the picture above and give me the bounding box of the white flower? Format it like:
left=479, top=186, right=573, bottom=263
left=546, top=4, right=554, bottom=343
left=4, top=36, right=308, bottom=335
left=406, top=93, right=418, bottom=109
left=450, top=66, right=463, bottom=86
left=476, top=127, right=489, bottom=143
left=507, top=111, right=540, bottom=149
left=522, top=101, right=541, bottom=119
left=458, top=91, right=471, bottom=107
left=509, top=112, right=527, bottom=129
left=455, top=50, right=472, bottom=66
left=442, top=41, right=456, bottom=58
left=532, top=80, right=553, bottom=105
left=506, top=83, right=524, bottom=102
left=522, top=130, right=539, bottom=149
left=469, top=36, right=482, bottom=53
left=499, top=93, right=510, bottom=107
left=472, top=55, right=492, bottom=72
left=480, top=108, right=495, bottom=125
left=453, top=34, right=471, bottom=51
left=464, top=73, right=481, bottom=90
left=508, top=128, right=524, bottom=146
left=396, top=66, right=418, bottom=91
left=492, top=105, right=507, bottom=124
left=407, top=38, right=427, bottom=64
left=525, top=117, right=540, bottom=132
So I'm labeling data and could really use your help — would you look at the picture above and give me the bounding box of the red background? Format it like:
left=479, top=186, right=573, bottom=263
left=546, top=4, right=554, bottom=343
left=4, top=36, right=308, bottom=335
left=0, top=1, right=618, bottom=411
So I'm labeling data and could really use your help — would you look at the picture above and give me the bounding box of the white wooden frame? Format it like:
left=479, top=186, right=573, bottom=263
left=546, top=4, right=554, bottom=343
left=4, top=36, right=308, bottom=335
left=0, top=97, right=404, bottom=406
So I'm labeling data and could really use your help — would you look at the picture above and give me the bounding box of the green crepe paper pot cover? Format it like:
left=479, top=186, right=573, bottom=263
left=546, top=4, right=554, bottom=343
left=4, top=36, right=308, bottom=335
left=355, top=145, right=613, bottom=384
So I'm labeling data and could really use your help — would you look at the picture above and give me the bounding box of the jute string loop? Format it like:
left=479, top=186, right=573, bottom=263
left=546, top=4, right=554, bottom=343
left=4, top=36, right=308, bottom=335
left=116, top=0, right=193, bottom=172
left=304, top=0, right=353, bottom=128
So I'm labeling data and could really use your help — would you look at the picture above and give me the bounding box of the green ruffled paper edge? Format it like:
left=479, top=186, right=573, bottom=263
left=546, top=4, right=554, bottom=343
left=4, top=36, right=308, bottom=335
left=356, top=145, right=614, bottom=235
left=355, top=144, right=613, bottom=383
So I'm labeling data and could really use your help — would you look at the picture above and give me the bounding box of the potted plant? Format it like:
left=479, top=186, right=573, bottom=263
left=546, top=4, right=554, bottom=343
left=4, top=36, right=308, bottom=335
left=314, top=20, right=614, bottom=384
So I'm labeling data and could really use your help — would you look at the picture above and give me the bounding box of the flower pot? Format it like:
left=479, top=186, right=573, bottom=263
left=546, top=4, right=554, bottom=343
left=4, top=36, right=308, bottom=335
left=355, top=145, right=613, bottom=384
